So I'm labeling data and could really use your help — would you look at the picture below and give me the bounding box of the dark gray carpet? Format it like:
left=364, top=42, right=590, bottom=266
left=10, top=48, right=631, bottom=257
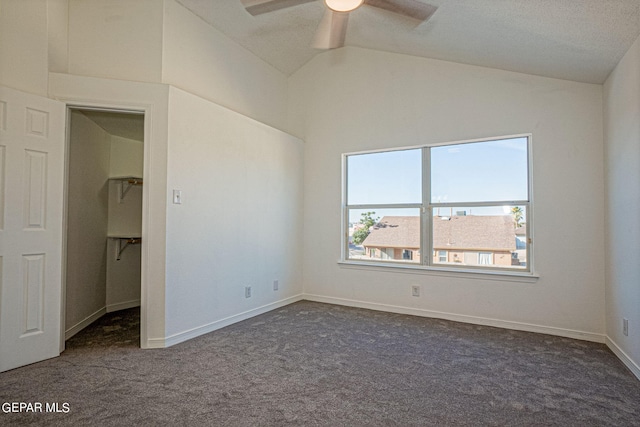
left=1, top=301, right=639, bottom=426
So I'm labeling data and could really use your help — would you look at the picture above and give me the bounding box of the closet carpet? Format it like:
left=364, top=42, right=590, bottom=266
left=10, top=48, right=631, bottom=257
left=1, top=301, right=639, bottom=426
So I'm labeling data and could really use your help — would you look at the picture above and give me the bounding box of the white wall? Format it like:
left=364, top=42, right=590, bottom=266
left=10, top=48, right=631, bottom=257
left=106, top=236, right=141, bottom=312
left=164, top=87, right=304, bottom=343
left=64, top=0, right=290, bottom=131
left=109, top=135, right=143, bottom=178
left=604, top=35, right=640, bottom=377
left=0, top=0, right=49, bottom=96
left=67, top=0, right=164, bottom=83
left=161, top=0, right=289, bottom=131
left=65, top=111, right=110, bottom=333
left=47, top=0, right=69, bottom=74
left=289, top=47, right=605, bottom=340
left=107, top=135, right=143, bottom=236
left=0, top=0, right=69, bottom=92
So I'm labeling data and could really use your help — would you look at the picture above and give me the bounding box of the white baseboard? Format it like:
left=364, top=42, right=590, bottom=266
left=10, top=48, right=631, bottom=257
left=143, top=294, right=616, bottom=359
left=302, top=294, right=606, bottom=344
left=107, top=299, right=140, bottom=313
left=606, top=336, right=640, bottom=380
left=65, top=306, right=106, bottom=340
left=146, top=294, right=304, bottom=349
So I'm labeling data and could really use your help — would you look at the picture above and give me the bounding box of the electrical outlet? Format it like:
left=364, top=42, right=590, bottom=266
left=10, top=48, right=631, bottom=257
left=623, top=318, right=629, bottom=336
left=245, top=286, right=252, bottom=298
left=273, top=280, right=279, bottom=291
left=411, top=285, right=420, bottom=297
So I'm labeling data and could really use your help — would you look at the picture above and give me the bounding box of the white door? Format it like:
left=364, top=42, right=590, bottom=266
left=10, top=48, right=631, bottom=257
left=0, top=86, right=65, bottom=372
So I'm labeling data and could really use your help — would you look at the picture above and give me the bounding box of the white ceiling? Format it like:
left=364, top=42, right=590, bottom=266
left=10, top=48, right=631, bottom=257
left=176, top=0, right=640, bottom=84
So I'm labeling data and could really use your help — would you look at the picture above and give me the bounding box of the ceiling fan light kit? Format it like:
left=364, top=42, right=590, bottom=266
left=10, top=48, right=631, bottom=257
left=325, top=0, right=364, bottom=12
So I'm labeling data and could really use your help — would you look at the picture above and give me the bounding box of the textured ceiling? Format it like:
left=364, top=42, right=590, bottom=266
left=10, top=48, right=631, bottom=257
left=176, top=0, right=640, bottom=84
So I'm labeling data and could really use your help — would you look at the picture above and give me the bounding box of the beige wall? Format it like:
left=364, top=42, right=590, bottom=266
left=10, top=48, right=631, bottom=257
left=65, top=111, right=110, bottom=333
left=161, top=0, right=288, bottom=131
left=0, top=0, right=50, bottom=96
left=109, top=135, right=143, bottom=178
left=604, top=34, right=640, bottom=377
left=290, top=47, right=605, bottom=340
left=164, top=87, right=304, bottom=342
left=64, top=0, right=289, bottom=130
left=68, top=0, right=164, bottom=83
left=47, top=0, right=69, bottom=74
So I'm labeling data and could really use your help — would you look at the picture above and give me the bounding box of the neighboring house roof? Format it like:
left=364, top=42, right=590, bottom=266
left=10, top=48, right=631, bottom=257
left=515, top=226, right=526, bottom=236
left=362, top=216, right=420, bottom=249
left=434, top=215, right=516, bottom=251
left=362, top=215, right=516, bottom=251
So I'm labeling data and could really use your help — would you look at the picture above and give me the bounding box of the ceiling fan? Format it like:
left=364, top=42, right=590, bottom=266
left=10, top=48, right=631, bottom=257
left=241, top=0, right=438, bottom=49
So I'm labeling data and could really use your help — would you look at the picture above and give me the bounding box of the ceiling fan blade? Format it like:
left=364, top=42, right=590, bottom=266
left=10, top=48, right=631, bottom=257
left=241, top=0, right=315, bottom=16
left=364, top=0, right=437, bottom=22
left=312, top=9, right=350, bottom=49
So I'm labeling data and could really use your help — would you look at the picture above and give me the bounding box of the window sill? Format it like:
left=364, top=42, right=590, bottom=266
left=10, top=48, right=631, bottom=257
left=337, top=260, right=539, bottom=283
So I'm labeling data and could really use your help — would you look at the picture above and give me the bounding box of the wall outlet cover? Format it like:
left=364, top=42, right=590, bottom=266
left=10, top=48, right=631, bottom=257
left=623, top=318, right=629, bottom=336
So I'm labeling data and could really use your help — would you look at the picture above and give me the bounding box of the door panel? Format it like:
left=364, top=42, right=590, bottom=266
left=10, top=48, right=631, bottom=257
left=0, top=86, right=65, bottom=372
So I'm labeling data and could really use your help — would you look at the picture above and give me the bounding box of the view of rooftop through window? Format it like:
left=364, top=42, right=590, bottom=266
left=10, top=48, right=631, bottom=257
left=344, top=136, right=530, bottom=271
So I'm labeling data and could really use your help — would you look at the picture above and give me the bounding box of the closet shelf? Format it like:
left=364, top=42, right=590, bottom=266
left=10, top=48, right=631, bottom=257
left=109, top=176, right=143, bottom=202
left=108, top=235, right=141, bottom=261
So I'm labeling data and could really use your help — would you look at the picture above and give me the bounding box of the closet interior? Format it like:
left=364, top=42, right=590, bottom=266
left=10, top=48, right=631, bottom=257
left=64, top=109, right=144, bottom=343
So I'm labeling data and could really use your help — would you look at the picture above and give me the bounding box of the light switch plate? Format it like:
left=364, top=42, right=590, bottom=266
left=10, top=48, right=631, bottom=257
left=173, top=190, right=182, bottom=204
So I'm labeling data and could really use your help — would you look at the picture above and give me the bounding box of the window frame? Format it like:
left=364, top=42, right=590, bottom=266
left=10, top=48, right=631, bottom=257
left=341, top=134, right=534, bottom=276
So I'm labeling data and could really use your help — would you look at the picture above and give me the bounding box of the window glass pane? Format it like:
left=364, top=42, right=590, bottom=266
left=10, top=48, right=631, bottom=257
left=348, top=208, right=420, bottom=264
left=431, top=137, right=528, bottom=204
left=347, top=149, right=422, bottom=205
left=431, top=206, right=527, bottom=269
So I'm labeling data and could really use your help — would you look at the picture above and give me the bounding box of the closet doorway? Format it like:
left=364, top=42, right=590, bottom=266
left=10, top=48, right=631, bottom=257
left=63, top=108, right=144, bottom=348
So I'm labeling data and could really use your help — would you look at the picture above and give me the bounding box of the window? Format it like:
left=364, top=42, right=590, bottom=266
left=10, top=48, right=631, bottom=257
left=343, top=135, right=531, bottom=273
left=478, top=252, right=493, bottom=265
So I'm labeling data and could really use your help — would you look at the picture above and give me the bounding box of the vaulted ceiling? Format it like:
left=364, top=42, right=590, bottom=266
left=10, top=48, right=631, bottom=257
left=176, top=0, right=640, bottom=84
